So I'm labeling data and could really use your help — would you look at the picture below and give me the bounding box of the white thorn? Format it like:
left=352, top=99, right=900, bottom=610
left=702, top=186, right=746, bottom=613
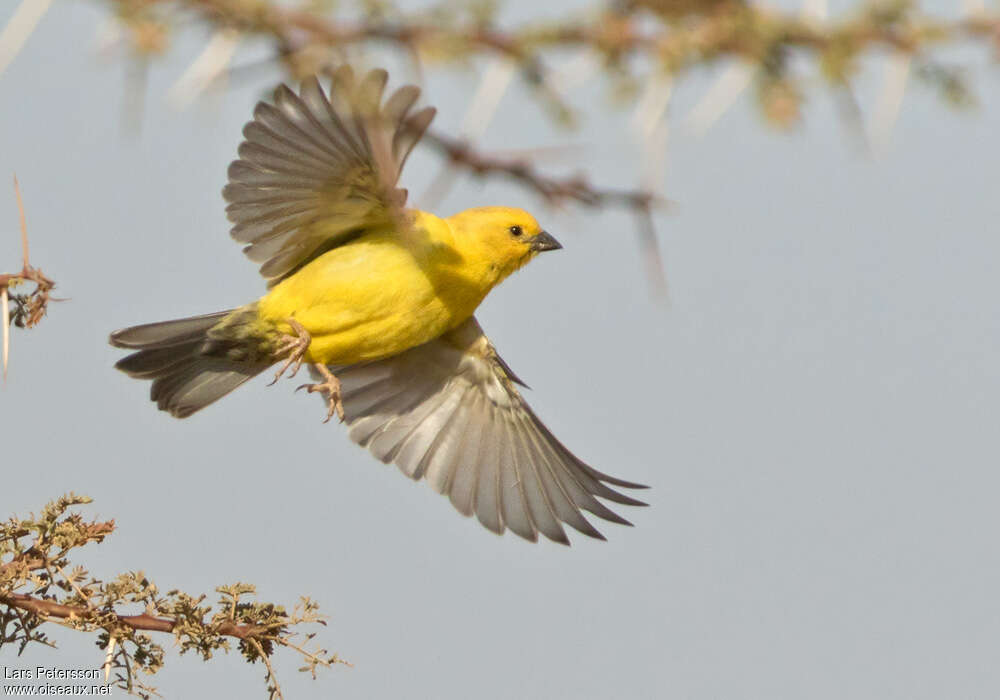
left=549, top=51, right=601, bottom=95
left=459, top=57, right=516, bottom=139
left=630, top=74, right=673, bottom=196
left=631, top=73, right=673, bottom=139
left=960, top=0, right=985, bottom=16
left=167, top=29, right=241, bottom=109
left=685, top=62, right=754, bottom=137
left=836, top=85, right=871, bottom=154
left=421, top=58, right=516, bottom=209
left=91, top=16, right=124, bottom=57
left=870, top=53, right=911, bottom=156
left=2, top=286, right=9, bottom=380
left=642, top=118, right=670, bottom=196
left=0, top=0, right=54, bottom=77
left=103, top=635, right=116, bottom=682
left=800, top=0, right=828, bottom=21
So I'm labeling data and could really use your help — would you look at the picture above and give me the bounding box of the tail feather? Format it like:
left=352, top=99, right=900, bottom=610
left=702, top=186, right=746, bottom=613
left=115, top=341, right=202, bottom=378
left=110, top=310, right=268, bottom=418
left=109, top=311, right=231, bottom=349
left=149, top=358, right=263, bottom=418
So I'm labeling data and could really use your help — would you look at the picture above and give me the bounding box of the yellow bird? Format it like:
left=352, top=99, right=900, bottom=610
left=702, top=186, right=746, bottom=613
left=110, top=67, right=646, bottom=544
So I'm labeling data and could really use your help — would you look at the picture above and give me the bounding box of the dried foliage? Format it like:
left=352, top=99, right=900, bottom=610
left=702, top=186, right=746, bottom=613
left=0, top=495, right=348, bottom=699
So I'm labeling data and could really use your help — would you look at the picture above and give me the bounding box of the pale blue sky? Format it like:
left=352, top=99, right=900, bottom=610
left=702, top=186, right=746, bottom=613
left=3, top=1, right=999, bottom=699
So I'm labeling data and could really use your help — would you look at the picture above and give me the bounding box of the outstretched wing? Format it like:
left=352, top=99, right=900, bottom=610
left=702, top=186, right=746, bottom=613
left=223, top=66, right=436, bottom=285
left=327, top=317, right=648, bottom=545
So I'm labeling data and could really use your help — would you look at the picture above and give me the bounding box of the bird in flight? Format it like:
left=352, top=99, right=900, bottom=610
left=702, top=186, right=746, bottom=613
left=110, top=67, right=647, bottom=544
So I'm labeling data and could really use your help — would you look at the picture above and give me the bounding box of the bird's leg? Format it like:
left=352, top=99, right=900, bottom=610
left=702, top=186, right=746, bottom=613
left=297, top=364, right=345, bottom=424
left=268, top=317, right=311, bottom=386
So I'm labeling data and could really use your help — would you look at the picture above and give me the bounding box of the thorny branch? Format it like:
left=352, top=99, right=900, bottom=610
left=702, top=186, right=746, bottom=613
left=110, top=0, right=662, bottom=214
left=423, top=129, right=662, bottom=211
left=1, top=176, right=56, bottom=378
left=122, top=1, right=1000, bottom=74
left=4, top=0, right=997, bottom=294
left=1, top=592, right=273, bottom=640
left=104, top=0, right=1000, bottom=126
left=83, top=0, right=1000, bottom=293
left=0, top=495, right=348, bottom=700
left=422, top=128, right=669, bottom=292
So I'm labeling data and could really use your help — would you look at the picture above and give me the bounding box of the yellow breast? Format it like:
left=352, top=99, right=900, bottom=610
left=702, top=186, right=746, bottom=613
left=256, top=213, right=492, bottom=365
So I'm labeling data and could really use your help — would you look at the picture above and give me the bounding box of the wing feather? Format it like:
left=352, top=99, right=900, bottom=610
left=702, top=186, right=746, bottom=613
left=224, top=68, right=435, bottom=285
left=498, top=412, right=539, bottom=542
left=394, top=383, right=466, bottom=480
left=509, top=413, right=568, bottom=544
left=324, top=316, right=648, bottom=544
left=361, top=380, right=438, bottom=453
left=447, top=392, right=485, bottom=517
left=375, top=386, right=456, bottom=471
left=519, top=416, right=606, bottom=539
left=351, top=373, right=443, bottom=450
left=394, top=107, right=436, bottom=168
left=419, top=385, right=473, bottom=492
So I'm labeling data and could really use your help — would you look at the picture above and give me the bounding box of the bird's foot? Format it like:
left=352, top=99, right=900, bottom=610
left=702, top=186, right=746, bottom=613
left=297, top=364, right=345, bottom=423
left=269, top=318, right=310, bottom=386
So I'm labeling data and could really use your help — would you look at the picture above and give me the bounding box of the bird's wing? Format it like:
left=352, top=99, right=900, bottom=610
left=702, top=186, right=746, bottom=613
left=328, top=316, right=648, bottom=545
left=223, top=66, right=435, bottom=286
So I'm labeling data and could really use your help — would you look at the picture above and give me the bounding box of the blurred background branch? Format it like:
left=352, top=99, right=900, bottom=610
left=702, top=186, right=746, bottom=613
left=1, top=0, right=997, bottom=291
left=78, top=0, right=998, bottom=127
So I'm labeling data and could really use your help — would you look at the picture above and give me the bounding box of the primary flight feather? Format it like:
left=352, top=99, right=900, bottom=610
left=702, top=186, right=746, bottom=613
left=110, top=66, right=647, bottom=545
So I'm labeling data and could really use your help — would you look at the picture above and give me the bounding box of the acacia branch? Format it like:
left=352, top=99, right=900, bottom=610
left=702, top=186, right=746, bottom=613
left=1, top=593, right=266, bottom=639
left=422, top=129, right=660, bottom=210
left=174, top=1, right=1000, bottom=66
left=1, top=495, right=346, bottom=699
left=96, top=0, right=1000, bottom=292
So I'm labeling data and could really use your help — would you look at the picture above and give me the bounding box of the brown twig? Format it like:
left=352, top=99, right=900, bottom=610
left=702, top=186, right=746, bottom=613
left=249, top=638, right=285, bottom=700
left=0, top=266, right=52, bottom=297
left=0, top=593, right=268, bottom=640
left=175, top=1, right=1000, bottom=69
left=419, top=129, right=669, bottom=295
left=422, top=129, right=662, bottom=211
left=1, top=179, right=55, bottom=324
left=1, top=176, right=57, bottom=377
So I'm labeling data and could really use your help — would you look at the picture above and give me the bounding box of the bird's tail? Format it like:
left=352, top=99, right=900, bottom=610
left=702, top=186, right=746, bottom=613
left=110, top=309, right=268, bottom=418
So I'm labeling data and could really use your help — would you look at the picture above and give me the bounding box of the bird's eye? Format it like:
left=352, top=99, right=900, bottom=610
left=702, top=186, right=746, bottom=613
left=509, top=225, right=523, bottom=237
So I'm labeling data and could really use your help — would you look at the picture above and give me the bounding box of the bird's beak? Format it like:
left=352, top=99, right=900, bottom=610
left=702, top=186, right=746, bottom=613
left=529, top=230, right=562, bottom=252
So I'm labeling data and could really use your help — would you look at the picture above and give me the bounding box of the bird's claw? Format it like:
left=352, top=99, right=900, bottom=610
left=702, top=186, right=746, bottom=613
left=297, top=376, right=345, bottom=423
left=269, top=318, right=310, bottom=386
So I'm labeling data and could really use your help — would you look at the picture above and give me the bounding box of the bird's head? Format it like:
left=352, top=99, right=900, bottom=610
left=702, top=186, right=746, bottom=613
left=447, top=206, right=562, bottom=282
